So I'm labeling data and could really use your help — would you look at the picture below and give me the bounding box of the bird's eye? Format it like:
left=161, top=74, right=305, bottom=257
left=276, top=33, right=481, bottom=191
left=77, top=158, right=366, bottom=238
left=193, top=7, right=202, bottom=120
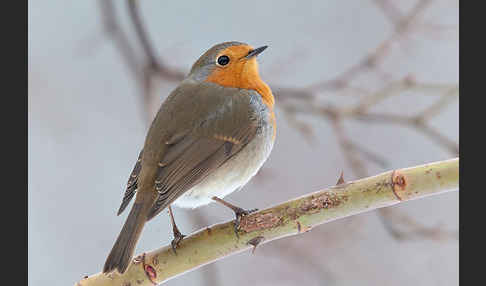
left=217, top=55, right=230, bottom=66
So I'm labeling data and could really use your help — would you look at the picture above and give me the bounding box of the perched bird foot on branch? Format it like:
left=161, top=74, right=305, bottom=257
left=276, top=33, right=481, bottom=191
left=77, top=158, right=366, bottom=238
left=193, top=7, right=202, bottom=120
left=233, top=207, right=258, bottom=238
left=212, top=196, right=257, bottom=238
left=168, top=206, right=185, bottom=255
left=170, top=227, right=186, bottom=255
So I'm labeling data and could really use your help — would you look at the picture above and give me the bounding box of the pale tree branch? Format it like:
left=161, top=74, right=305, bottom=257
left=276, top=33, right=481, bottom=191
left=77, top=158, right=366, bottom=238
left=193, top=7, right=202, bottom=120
left=76, top=158, right=459, bottom=286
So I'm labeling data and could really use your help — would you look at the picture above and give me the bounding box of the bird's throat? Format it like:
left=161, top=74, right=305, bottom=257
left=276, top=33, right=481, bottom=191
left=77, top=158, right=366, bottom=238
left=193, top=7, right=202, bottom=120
left=205, top=59, right=275, bottom=109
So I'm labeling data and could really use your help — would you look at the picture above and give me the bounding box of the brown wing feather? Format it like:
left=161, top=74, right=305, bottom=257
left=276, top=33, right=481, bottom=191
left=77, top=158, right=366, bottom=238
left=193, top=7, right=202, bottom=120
left=117, top=149, right=143, bottom=215
left=134, top=82, right=262, bottom=221
left=146, top=123, right=257, bottom=221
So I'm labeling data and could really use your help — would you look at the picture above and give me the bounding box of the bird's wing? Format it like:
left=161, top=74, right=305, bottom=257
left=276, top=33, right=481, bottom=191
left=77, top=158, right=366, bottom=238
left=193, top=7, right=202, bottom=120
left=116, top=149, right=143, bottom=215
left=145, top=83, right=261, bottom=221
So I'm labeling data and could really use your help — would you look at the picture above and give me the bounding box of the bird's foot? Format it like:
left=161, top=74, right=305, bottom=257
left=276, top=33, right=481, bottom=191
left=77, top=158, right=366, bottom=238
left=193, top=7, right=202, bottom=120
left=211, top=196, right=258, bottom=238
left=170, top=227, right=186, bottom=255
left=233, top=207, right=258, bottom=238
left=168, top=205, right=185, bottom=255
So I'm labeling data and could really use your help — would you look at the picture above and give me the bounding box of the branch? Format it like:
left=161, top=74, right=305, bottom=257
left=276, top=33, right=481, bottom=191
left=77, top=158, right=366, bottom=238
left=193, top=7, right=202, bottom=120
left=98, top=0, right=141, bottom=81
left=307, top=0, right=434, bottom=92
left=127, top=0, right=185, bottom=82
left=76, top=158, right=458, bottom=286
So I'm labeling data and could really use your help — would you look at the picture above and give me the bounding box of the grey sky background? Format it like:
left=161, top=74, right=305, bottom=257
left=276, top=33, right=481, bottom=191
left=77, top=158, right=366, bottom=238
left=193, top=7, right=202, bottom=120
left=29, top=1, right=458, bottom=285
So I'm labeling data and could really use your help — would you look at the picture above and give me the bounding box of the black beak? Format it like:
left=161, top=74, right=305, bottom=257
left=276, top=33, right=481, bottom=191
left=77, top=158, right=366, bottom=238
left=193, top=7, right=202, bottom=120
left=245, top=45, right=268, bottom=59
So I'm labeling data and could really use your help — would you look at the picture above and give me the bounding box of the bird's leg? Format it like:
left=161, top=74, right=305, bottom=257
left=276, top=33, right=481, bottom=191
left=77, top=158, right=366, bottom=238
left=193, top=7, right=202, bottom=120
left=168, top=205, right=185, bottom=255
left=211, top=196, right=258, bottom=238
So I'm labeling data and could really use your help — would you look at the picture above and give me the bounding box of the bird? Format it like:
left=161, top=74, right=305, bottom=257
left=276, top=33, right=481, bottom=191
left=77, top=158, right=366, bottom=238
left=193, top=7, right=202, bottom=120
left=103, top=41, right=276, bottom=275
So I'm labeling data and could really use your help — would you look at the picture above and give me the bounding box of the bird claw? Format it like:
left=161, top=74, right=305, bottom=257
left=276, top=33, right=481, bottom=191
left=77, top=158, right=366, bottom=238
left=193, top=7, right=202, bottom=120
left=233, top=207, right=258, bottom=238
left=170, top=229, right=186, bottom=255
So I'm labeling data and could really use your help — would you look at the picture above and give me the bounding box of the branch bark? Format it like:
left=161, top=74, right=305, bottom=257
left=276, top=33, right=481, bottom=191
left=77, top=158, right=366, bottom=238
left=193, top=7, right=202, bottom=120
left=76, top=157, right=458, bottom=286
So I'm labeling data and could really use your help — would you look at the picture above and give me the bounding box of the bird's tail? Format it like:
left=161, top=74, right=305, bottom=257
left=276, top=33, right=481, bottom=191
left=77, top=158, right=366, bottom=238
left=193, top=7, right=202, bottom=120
left=103, top=202, right=147, bottom=274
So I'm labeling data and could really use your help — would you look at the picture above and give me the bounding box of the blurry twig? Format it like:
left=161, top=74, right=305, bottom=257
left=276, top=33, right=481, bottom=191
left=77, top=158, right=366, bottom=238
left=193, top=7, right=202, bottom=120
left=127, top=0, right=185, bottom=118
left=99, top=0, right=185, bottom=122
left=127, top=0, right=185, bottom=82
left=378, top=207, right=458, bottom=241
left=304, top=0, right=434, bottom=93
left=98, top=0, right=140, bottom=81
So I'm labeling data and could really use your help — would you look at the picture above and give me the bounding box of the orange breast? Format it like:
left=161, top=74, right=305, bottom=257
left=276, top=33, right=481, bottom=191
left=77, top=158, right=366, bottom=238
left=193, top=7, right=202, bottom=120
left=205, top=57, right=274, bottom=106
left=206, top=63, right=276, bottom=141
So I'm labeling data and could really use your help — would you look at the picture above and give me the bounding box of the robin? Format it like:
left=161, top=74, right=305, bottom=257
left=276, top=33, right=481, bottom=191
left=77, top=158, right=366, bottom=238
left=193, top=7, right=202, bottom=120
left=103, top=41, right=276, bottom=274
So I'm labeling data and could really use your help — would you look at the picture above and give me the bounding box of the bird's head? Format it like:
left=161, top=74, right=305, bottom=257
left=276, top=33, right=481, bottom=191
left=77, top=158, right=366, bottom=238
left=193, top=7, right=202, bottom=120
left=188, top=42, right=274, bottom=107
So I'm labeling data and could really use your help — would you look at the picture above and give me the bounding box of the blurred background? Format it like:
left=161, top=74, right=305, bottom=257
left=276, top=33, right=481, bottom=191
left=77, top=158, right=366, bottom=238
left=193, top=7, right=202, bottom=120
left=28, top=0, right=458, bottom=285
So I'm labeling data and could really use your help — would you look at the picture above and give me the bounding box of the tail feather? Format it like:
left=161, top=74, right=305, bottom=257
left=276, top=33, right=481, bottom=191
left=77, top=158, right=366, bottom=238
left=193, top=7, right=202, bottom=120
left=103, top=202, right=147, bottom=274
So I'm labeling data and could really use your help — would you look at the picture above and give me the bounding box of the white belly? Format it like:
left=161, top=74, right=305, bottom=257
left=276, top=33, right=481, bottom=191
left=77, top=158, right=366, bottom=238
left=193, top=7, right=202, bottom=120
left=173, top=126, right=274, bottom=209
